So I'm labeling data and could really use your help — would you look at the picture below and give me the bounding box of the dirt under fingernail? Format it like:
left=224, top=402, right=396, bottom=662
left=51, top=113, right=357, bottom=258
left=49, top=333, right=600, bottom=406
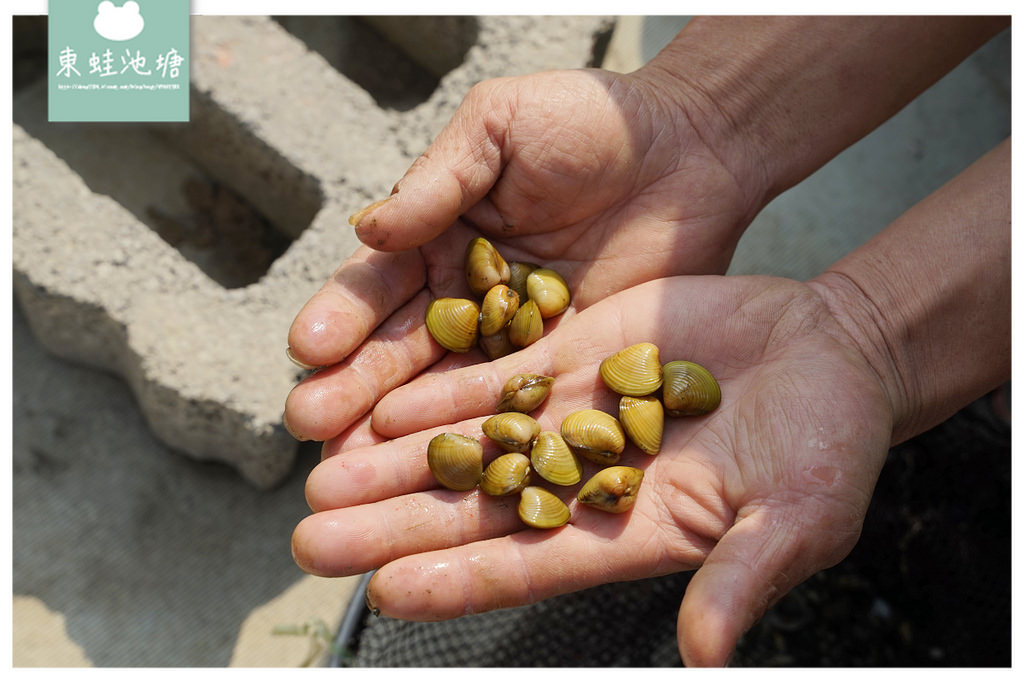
left=348, top=196, right=395, bottom=227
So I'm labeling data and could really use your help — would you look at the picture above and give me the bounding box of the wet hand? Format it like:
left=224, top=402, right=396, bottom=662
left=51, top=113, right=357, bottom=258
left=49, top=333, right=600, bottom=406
left=291, top=275, right=894, bottom=666
left=284, top=67, right=759, bottom=443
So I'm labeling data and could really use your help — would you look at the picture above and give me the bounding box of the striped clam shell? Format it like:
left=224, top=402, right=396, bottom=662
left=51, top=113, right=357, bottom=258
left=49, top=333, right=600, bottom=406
left=426, top=432, right=483, bottom=491
left=425, top=297, right=480, bottom=353
left=518, top=486, right=570, bottom=529
left=560, top=409, right=626, bottom=466
left=599, top=342, right=663, bottom=397
left=618, top=395, right=664, bottom=455
left=482, top=412, right=541, bottom=454
left=530, top=431, right=583, bottom=486
left=480, top=452, right=532, bottom=497
left=662, top=360, right=721, bottom=416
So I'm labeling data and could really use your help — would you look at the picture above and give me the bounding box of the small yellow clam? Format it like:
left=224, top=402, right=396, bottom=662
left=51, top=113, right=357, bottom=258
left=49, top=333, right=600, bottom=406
left=478, top=284, right=520, bottom=337
left=465, top=237, right=511, bottom=298
left=662, top=360, right=722, bottom=416
left=518, top=486, right=571, bottom=529
left=426, top=433, right=483, bottom=491
left=530, top=431, right=583, bottom=486
left=480, top=452, right=531, bottom=497
left=425, top=298, right=480, bottom=353
left=479, top=327, right=516, bottom=360
left=618, top=395, right=664, bottom=455
left=482, top=412, right=541, bottom=454
left=577, top=466, right=644, bottom=513
left=560, top=409, right=626, bottom=465
left=599, top=342, right=663, bottom=397
left=525, top=268, right=571, bottom=318
left=496, top=373, right=554, bottom=414
left=508, top=299, right=543, bottom=348
left=506, top=261, right=540, bottom=303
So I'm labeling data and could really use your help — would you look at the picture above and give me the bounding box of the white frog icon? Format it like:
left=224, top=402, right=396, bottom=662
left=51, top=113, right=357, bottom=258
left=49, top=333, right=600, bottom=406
left=93, top=1, right=145, bottom=41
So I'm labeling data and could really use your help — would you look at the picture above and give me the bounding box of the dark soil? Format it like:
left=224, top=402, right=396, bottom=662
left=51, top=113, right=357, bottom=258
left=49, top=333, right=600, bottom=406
left=734, top=385, right=1012, bottom=666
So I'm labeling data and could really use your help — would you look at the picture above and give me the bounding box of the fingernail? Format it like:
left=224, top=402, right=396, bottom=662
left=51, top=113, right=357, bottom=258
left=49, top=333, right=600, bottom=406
left=364, top=587, right=381, bottom=617
left=285, top=347, right=320, bottom=371
left=281, top=410, right=308, bottom=442
left=348, top=195, right=394, bottom=228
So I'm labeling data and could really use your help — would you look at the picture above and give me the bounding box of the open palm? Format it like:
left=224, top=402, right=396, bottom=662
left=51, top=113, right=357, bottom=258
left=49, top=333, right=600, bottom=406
left=292, top=275, right=894, bottom=665
left=285, top=68, right=759, bottom=442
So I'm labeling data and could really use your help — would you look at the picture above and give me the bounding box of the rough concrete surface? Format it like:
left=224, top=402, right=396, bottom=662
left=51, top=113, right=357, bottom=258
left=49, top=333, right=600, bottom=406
left=13, top=15, right=614, bottom=489
left=11, top=14, right=1010, bottom=668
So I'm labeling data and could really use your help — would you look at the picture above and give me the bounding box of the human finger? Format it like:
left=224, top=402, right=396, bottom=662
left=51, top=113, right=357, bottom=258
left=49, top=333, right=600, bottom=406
left=368, top=303, right=637, bottom=439
left=307, top=417, right=495, bottom=512
left=292, top=486, right=524, bottom=578
left=284, top=290, right=442, bottom=442
left=362, top=495, right=709, bottom=621
left=320, top=413, right=385, bottom=458
left=287, top=246, right=426, bottom=369
left=349, top=81, right=510, bottom=252
left=675, top=501, right=860, bottom=667
left=369, top=334, right=559, bottom=439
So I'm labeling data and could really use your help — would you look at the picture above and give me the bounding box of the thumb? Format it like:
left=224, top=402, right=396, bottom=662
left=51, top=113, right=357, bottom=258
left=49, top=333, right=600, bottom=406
left=676, top=504, right=856, bottom=667
left=348, top=91, right=508, bottom=251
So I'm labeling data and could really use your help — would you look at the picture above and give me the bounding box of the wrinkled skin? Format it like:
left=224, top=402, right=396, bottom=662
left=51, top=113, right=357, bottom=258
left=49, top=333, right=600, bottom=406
left=284, top=69, right=763, bottom=443
left=292, top=275, right=893, bottom=666
left=284, top=18, right=1009, bottom=666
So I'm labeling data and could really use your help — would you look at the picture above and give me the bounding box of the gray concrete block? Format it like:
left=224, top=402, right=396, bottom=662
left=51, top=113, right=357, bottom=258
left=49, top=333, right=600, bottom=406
left=12, top=15, right=614, bottom=487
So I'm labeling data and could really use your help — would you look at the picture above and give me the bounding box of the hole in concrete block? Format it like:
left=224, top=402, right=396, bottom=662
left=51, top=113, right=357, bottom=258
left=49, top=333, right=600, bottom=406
left=13, top=18, right=321, bottom=290
left=587, top=21, right=617, bottom=68
left=13, top=103, right=307, bottom=289
left=143, top=176, right=294, bottom=289
left=274, top=16, right=479, bottom=111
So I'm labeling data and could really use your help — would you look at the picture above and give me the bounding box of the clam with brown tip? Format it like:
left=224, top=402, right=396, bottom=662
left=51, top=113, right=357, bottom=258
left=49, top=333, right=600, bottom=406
left=560, top=409, right=626, bottom=465
left=478, top=284, right=519, bottom=337
left=482, top=412, right=541, bottom=454
left=662, top=360, right=722, bottom=416
left=465, top=237, right=511, bottom=298
left=577, top=466, right=644, bottom=513
left=480, top=452, right=531, bottom=497
left=496, top=373, right=554, bottom=413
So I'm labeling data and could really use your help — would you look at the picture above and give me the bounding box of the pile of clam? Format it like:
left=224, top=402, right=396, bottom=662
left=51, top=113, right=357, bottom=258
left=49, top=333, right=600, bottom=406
left=425, top=237, right=571, bottom=358
left=426, top=343, right=721, bottom=530
left=600, top=342, right=723, bottom=456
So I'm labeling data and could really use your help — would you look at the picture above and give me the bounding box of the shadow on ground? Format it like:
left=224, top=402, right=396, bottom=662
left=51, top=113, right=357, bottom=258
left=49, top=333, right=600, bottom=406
left=12, top=298, right=326, bottom=666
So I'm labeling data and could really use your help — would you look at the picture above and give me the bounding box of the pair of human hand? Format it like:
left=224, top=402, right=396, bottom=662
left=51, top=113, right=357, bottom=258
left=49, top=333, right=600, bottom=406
left=283, top=67, right=758, bottom=443
left=284, top=64, right=901, bottom=666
